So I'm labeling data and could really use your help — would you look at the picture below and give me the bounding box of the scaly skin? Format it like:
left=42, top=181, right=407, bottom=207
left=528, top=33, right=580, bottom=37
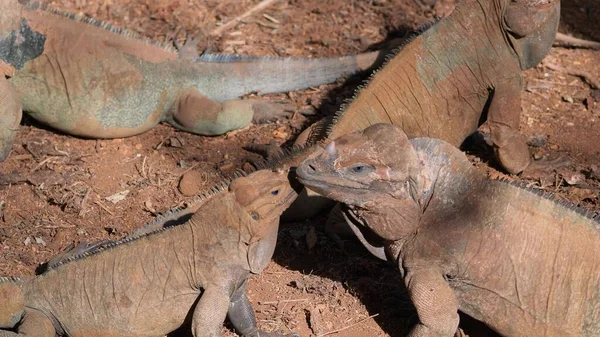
left=0, top=1, right=381, bottom=161
left=297, top=123, right=600, bottom=337
left=0, top=169, right=299, bottom=337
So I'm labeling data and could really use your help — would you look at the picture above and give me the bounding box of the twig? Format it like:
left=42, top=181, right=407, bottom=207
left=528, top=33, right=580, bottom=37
left=258, top=298, right=308, bottom=305
left=94, top=197, right=114, bottom=216
left=210, top=0, right=280, bottom=36
left=543, top=61, right=600, bottom=90
left=554, top=32, right=600, bottom=50
left=317, top=313, right=379, bottom=337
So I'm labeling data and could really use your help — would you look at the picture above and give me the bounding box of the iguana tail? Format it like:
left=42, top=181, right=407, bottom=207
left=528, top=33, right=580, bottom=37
left=194, top=51, right=383, bottom=99
left=0, top=276, right=24, bottom=329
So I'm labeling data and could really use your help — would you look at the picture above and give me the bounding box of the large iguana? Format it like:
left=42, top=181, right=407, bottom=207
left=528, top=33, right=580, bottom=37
left=0, top=0, right=380, bottom=162
left=0, top=168, right=300, bottom=337
left=254, top=0, right=561, bottom=176
left=296, top=123, right=600, bottom=336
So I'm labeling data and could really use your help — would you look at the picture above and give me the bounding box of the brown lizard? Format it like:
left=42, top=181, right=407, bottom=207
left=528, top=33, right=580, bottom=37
left=296, top=123, right=600, bottom=336
left=255, top=0, right=562, bottom=175
left=0, top=168, right=299, bottom=337
left=0, top=0, right=381, bottom=161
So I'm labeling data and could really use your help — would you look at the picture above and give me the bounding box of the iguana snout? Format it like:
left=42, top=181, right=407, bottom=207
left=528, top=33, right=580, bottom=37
left=298, top=124, right=422, bottom=240
left=230, top=169, right=298, bottom=226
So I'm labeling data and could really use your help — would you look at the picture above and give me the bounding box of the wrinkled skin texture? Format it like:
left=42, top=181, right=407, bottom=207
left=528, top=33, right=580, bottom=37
left=0, top=169, right=298, bottom=337
left=0, top=1, right=380, bottom=161
left=297, top=124, right=600, bottom=337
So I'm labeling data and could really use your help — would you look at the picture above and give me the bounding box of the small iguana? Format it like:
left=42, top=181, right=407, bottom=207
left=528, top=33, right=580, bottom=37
left=0, top=0, right=380, bottom=161
left=0, top=168, right=299, bottom=337
left=296, top=123, right=600, bottom=336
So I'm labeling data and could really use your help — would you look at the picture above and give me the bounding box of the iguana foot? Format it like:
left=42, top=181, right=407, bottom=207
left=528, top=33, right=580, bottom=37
left=176, top=32, right=204, bottom=61
left=249, top=99, right=295, bottom=124
left=522, top=155, right=571, bottom=174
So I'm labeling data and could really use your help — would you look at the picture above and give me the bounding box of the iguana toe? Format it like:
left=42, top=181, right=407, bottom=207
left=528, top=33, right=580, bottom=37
left=250, top=100, right=295, bottom=124
left=522, top=155, right=572, bottom=174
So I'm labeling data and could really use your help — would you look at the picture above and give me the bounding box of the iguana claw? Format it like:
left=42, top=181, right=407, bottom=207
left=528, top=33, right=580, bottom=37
left=250, top=100, right=295, bottom=124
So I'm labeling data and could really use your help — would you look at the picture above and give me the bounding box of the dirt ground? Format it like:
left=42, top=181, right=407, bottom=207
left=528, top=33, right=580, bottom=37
left=1, top=0, right=599, bottom=336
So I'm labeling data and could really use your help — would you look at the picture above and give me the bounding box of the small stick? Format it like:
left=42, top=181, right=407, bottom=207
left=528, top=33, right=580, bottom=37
left=258, top=298, right=308, bottom=305
left=554, top=32, right=600, bottom=50
left=94, top=197, right=114, bottom=216
left=544, top=61, right=600, bottom=90
left=317, top=313, right=379, bottom=337
left=210, top=0, right=280, bottom=36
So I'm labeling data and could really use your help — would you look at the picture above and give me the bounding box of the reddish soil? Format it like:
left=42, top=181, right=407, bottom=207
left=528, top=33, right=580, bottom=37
left=1, top=0, right=599, bottom=336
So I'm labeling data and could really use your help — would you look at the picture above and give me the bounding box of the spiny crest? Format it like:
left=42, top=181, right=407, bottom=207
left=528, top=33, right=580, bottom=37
left=494, top=178, right=600, bottom=225
left=195, top=53, right=361, bottom=63
left=248, top=143, right=315, bottom=171
left=24, top=1, right=176, bottom=53
left=45, top=172, right=248, bottom=272
left=0, top=276, right=21, bottom=283
left=325, top=19, right=440, bottom=139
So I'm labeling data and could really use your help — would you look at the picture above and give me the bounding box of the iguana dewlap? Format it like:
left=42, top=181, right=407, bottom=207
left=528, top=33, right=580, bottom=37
left=0, top=0, right=380, bottom=161
left=0, top=169, right=299, bottom=337
left=297, top=123, right=600, bottom=337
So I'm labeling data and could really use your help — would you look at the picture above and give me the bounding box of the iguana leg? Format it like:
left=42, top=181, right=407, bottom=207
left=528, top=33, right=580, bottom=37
left=487, top=77, right=570, bottom=174
left=0, top=76, right=22, bottom=161
left=0, top=310, right=56, bottom=337
left=486, top=75, right=532, bottom=175
left=228, top=283, right=299, bottom=337
left=191, top=285, right=231, bottom=337
left=169, top=88, right=294, bottom=136
left=405, top=268, right=460, bottom=337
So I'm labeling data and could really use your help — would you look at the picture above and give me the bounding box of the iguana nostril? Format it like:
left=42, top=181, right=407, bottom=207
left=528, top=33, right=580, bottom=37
left=308, top=164, right=317, bottom=172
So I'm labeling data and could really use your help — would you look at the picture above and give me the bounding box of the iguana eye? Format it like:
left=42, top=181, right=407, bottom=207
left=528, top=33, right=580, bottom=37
left=349, top=164, right=374, bottom=175
left=270, top=189, right=280, bottom=196
left=250, top=211, right=260, bottom=220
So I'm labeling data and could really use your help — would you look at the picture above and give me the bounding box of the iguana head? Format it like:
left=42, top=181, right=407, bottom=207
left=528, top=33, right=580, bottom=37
left=297, top=124, right=423, bottom=241
left=501, top=0, right=560, bottom=70
left=230, top=169, right=298, bottom=273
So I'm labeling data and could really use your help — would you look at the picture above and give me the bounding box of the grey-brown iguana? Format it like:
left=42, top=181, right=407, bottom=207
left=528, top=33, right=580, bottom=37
left=296, top=123, right=600, bottom=336
left=0, top=168, right=299, bottom=337
left=255, top=0, right=562, bottom=176
left=0, top=0, right=380, bottom=161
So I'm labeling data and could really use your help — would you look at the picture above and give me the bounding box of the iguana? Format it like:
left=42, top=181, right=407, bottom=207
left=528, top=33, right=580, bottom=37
left=254, top=0, right=561, bottom=176
left=0, top=0, right=381, bottom=161
left=296, top=123, right=600, bottom=336
left=0, top=168, right=300, bottom=337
